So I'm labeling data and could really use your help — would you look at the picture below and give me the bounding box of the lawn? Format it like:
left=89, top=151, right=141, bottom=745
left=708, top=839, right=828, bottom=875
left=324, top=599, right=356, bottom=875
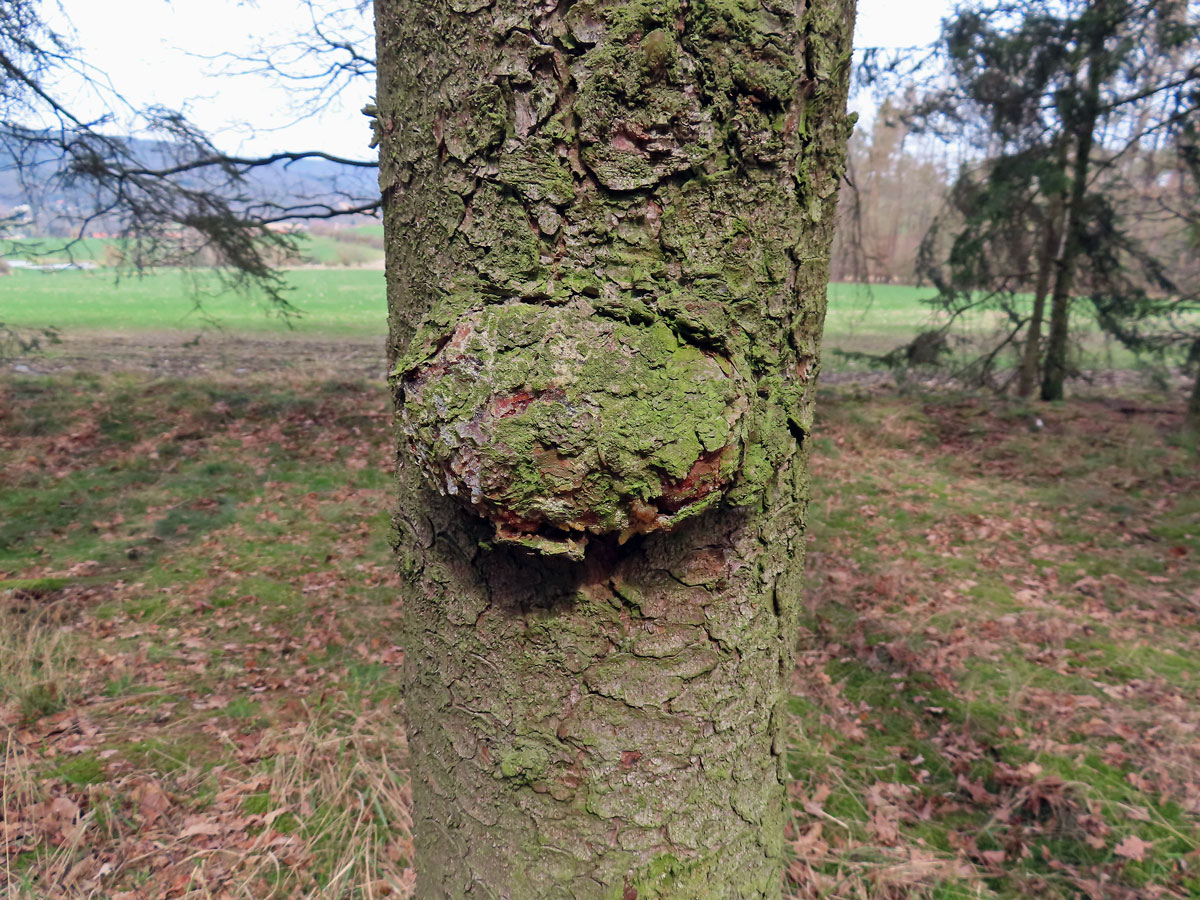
left=0, top=266, right=943, bottom=343
left=3, top=229, right=386, bottom=271
left=7, top=270, right=930, bottom=343
left=4, top=268, right=1152, bottom=377
left=1, top=371, right=1196, bottom=898
left=1, top=268, right=388, bottom=337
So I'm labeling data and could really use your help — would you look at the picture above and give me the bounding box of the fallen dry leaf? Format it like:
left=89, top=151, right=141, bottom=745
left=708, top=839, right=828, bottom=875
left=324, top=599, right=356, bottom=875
left=1114, top=835, right=1151, bottom=862
left=133, top=780, right=171, bottom=827
left=179, top=820, right=223, bottom=839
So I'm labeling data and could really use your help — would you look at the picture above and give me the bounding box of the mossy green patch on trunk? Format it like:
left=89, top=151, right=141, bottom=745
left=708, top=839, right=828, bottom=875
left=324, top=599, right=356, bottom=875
left=396, top=301, right=751, bottom=553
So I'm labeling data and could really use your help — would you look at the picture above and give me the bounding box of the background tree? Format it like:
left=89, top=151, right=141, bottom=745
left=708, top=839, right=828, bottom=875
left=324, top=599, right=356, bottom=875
left=0, top=0, right=380, bottom=315
left=1181, top=110, right=1200, bottom=432
left=829, top=99, right=950, bottom=285
left=377, top=0, right=856, bottom=895
left=887, top=0, right=1199, bottom=400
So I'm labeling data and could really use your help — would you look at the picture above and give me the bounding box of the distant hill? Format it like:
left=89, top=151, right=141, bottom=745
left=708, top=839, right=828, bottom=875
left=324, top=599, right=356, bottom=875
left=0, top=132, right=379, bottom=232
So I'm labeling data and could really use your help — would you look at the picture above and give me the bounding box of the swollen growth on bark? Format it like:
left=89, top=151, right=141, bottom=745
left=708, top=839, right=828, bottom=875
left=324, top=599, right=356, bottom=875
left=376, top=1, right=855, bottom=897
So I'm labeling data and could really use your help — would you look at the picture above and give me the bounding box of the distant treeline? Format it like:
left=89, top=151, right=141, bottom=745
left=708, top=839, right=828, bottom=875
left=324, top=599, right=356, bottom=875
left=829, top=100, right=1198, bottom=292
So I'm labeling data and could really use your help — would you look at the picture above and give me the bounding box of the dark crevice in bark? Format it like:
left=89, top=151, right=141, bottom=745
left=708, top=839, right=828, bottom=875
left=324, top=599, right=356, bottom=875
left=787, top=420, right=807, bottom=448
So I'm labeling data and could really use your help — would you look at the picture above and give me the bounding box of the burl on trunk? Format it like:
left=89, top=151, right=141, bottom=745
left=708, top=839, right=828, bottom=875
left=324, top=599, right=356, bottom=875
left=375, top=1, right=856, bottom=896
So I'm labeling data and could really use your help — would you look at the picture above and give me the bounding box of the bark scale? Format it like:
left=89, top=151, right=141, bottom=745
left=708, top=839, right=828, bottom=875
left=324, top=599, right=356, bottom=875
left=376, top=1, right=855, bottom=896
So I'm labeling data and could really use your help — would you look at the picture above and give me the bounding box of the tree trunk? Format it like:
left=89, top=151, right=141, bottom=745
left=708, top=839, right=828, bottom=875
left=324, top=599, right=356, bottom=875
left=1017, top=196, right=1064, bottom=398
left=1042, top=10, right=1108, bottom=403
left=1187, top=373, right=1200, bottom=437
left=375, top=1, right=856, bottom=897
left=1041, top=158, right=1090, bottom=402
left=1187, top=342, right=1200, bottom=438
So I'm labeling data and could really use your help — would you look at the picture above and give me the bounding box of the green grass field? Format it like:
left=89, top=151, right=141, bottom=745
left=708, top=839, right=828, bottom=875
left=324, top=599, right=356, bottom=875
left=1, top=268, right=387, bottom=336
left=1, top=268, right=959, bottom=340
left=0, top=267, right=1154, bottom=374
left=4, top=227, right=386, bottom=270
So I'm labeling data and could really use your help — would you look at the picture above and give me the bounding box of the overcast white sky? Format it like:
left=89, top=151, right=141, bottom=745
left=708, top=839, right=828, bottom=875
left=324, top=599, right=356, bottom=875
left=48, top=0, right=956, bottom=159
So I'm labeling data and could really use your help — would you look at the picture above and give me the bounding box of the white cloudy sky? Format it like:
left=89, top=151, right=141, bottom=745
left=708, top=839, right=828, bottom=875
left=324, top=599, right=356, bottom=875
left=47, top=0, right=956, bottom=159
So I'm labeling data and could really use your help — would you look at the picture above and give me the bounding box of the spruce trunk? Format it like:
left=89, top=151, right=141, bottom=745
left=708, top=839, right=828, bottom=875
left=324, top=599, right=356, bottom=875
left=1017, top=228, right=1054, bottom=399
left=1187, top=349, right=1200, bottom=438
left=376, top=2, right=855, bottom=896
left=1041, top=268, right=1073, bottom=402
left=1042, top=16, right=1104, bottom=403
left=1017, top=193, right=1065, bottom=399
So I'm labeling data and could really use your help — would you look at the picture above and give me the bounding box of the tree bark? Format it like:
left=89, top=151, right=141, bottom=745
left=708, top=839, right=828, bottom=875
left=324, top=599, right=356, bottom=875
left=1187, top=375, right=1200, bottom=437
left=1017, top=195, right=1064, bottom=399
left=1041, top=159, right=1090, bottom=402
left=376, top=1, right=855, bottom=897
left=1042, top=8, right=1109, bottom=403
left=1186, top=342, right=1200, bottom=438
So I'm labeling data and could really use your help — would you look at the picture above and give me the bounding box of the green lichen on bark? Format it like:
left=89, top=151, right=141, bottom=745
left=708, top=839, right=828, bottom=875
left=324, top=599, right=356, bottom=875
left=398, top=301, right=750, bottom=556
left=377, top=0, right=857, bottom=896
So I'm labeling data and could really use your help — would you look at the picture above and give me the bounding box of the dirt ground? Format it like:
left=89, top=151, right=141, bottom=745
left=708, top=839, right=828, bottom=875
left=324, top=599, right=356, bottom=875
left=8, top=332, right=390, bottom=381
left=9, top=332, right=1192, bottom=402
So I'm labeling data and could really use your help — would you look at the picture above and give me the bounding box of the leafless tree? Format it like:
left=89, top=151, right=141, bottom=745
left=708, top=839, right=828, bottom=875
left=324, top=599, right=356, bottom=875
left=0, top=0, right=380, bottom=314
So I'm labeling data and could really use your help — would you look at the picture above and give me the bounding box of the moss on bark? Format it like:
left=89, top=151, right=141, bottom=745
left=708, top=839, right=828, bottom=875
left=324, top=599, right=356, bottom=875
left=377, top=0, right=856, bottom=895
left=398, top=302, right=750, bottom=556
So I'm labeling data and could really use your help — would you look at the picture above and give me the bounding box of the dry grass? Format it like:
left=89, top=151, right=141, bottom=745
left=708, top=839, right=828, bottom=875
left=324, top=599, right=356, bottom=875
left=0, top=592, right=80, bottom=728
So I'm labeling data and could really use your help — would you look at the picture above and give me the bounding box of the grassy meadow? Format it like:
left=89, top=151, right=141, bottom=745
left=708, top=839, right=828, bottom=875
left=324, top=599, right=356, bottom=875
left=5, top=227, right=387, bottom=271
left=3, top=266, right=1152, bottom=378
left=1, top=268, right=388, bottom=337
left=0, top=368, right=1196, bottom=899
left=2, top=269, right=930, bottom=343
